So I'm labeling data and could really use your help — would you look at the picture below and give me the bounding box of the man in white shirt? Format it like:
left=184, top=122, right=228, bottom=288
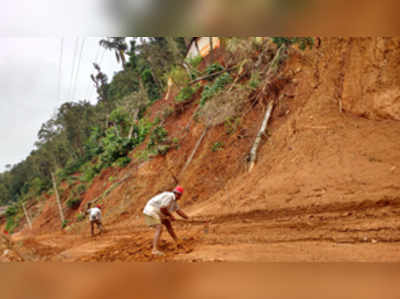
left=143, top=186, right=189, bottom=256
left=84, top=202, right=104, bottom=237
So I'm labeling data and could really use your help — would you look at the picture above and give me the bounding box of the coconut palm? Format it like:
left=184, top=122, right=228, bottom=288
left=99, top=37, right=128, bottom=68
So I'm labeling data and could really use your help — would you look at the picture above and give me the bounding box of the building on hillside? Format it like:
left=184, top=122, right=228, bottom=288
left=186, top=37, right=221, bottom=59
left=164, top=37, right=221, bottom=101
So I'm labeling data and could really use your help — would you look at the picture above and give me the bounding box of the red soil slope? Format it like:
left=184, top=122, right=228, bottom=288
left=6, top=37, right=400, bottom=262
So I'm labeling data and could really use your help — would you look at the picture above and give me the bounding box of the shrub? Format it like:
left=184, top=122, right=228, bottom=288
left=5, top=206, right=17, bottom=218
left=141, top=68, right=161, bottom=102
left=200, top=73, right=233, bottom=106
left=66, top=176, right=79, bottom=186
left=205, top=63, right=224, bottom=77
left=271, top=37, right=314, bottom=51
left=83, top=127, right=105, bottom=161
left=224, top=117, right=241, bottom=135
left=80, top=163, right=97, bottom=183
left=62, top=220, right=69, bottom=229
left=167, top=66, right=189, bottom=87
left=76, top=184, right=86, bottom=195
left=249, top=71, right=261, bottom=90
left=76, top=213, right=85, bottom=222
left=26, top=177, right=46, bottom=196
left=190, top=68, right=201, bottom=80
left=114, top=156, right=131, bottom=168
left=157, top=145, right=170, bottom=156
left=4, top=206, right=21, bottom=234
left=211, top=142, right=224, bottom=152
left=97, top=128, right=136, bottom=169
left=176, top=86, right=196, bottom=103
left=186, top=56, right=203, bottom=69
left=135, top=150, right=150, bottom=162
left=176, top=83, right=201, bottom=103
left=147, top=126, right=168, bottom=150
left=66, top=198, right=82, bottom=209
left=5, top=217, right=17, bottom=233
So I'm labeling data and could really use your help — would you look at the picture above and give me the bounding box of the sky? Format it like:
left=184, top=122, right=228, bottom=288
left=0, top=37, right=124, bottom=172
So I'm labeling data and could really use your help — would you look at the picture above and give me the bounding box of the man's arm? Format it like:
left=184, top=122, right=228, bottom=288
left=176, top=209, right=189, bottom=220
left=160, top=207, right=176, bottom=221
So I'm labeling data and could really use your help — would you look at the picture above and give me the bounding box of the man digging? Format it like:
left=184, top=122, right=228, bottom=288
left=143, top=186, right=189, bottom=256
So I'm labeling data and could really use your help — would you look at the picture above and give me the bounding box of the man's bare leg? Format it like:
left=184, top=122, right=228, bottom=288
left=152, top=224, right=164, bottom=255
left=90, top=221, right=95, bottom=237
left=162, top=219, right=179, bottom=244
left=97, top=221, right=104, bottom=234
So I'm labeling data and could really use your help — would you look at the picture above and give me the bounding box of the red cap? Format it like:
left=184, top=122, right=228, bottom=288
left=173, top=186, right=184, bottom=194
left=96, top=204, right=102, bottom=209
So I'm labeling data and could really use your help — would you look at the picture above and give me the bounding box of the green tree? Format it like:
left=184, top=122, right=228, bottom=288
left=99, top=37, right=128, bottom=68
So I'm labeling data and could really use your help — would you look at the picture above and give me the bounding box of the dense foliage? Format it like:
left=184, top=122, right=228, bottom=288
left=0, top=37, right=187, bottom=206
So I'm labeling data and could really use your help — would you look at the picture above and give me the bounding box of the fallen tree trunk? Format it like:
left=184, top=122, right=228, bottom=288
left=51, top=172, right=65, bottom=225
left=22, top=203, right=32, bottom=230
left=248, top=101, right=274, bottom=172
left=179, top=127, right=209, bottom=177
left=189, top=66, right=237, bottom=85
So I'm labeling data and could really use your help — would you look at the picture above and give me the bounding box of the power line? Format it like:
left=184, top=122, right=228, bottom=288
left=68, top=37, right=79, bottom=100
left=72, top=37, right=86, bottom=100
left=57, top=37, right=64, bottom=101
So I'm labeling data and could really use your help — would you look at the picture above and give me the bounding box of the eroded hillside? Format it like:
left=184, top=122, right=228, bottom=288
left=2, top=37, right=400, bottom=262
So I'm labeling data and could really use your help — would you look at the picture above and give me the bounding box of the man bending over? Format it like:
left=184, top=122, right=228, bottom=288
left=143, top=186, right=189, bottom=256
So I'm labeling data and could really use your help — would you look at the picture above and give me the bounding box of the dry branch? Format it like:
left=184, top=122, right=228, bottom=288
left=179, top=127, right=209, bottom=177
left=266, top=45, right=286, bottom=77
left=51, top=172, right=65, bottom=225
left=22, top=203, right=32, bottom=230
left=189, top=66, right=237, bottom=85
left=248, top=101, right=274, bottom=172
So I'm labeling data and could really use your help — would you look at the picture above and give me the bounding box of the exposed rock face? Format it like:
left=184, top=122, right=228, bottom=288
left=319, top=37, right=400, bottom=120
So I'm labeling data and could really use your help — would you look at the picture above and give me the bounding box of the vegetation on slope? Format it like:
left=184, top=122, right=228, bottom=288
left=0, top=37, right=313, bottom=231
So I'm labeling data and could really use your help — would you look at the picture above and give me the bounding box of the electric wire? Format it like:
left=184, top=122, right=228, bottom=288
left=68, top=37, right=80, bottom=100
left=71, top=37, right=86, bottom=100
left=57, top=37, right=64, bottom=101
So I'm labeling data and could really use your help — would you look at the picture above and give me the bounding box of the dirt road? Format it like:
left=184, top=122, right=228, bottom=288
left=10, top=194, right=400, bottom=262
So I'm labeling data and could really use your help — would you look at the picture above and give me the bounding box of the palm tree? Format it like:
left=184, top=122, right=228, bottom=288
left=99, top=37, right=128, bottom=68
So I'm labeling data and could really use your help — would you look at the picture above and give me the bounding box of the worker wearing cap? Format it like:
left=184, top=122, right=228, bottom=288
left=143, top=186, right=189, bottom=256
left=84, top=202, right=104, bottom=237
